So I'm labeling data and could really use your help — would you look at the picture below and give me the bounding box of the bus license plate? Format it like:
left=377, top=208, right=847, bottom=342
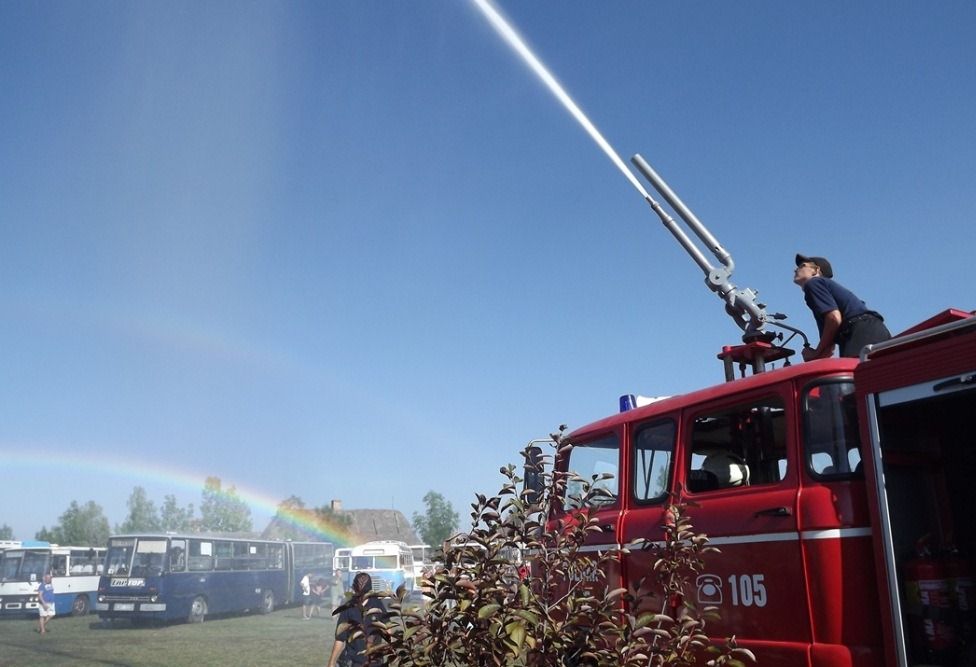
left=113, top=603, right=135, bottom=611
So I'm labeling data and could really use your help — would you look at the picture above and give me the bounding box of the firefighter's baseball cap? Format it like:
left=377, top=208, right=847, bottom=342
left=796, top=253, right=833, bottom=279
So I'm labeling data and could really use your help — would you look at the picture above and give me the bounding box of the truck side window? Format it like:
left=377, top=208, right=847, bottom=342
left=688, top=397, right=787, bottom=491
left=632, top=420, right=674, bottom=503
left=803, top=381, right=861, bottom=477
left=563, top=433, right=619, bottom=510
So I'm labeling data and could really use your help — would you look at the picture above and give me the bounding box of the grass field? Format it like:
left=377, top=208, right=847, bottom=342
left=0, top=605, right=337, bottom=667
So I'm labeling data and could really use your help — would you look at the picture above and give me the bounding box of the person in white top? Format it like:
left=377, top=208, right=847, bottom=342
left=300, top=572, right=312, bottom=620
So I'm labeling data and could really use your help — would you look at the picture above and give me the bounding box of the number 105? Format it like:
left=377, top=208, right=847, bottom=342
left=728, top=574, right=767, bottom=607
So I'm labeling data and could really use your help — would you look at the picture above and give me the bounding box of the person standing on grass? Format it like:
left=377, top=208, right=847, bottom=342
left=311, top=577, right=327, bottom=618
left=37, top=573, right=55, bottom=634
left=301, top=572, right=313, bottom=620
left=326, top=572, right=385, bottom=667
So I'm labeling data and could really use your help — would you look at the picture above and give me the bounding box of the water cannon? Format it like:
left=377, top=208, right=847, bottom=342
left=629, top=154, right=810, bottom=379
left=630, top=154, right=770, bottom=342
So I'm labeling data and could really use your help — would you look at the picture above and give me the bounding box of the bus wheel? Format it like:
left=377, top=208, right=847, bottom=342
left=188, top=596, right=208, bottom=623
left=72, top=595, right=91, bottom=616
left=260, top=590, right=274, bottom=614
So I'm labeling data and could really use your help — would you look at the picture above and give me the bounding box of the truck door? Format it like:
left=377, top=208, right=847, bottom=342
left=619, top=416, right=675, bottom=615
left=678, top=392, right=810, bottom=663
left=857, top=316, right=976, bottom=667
left=553, top=428, right=624, bottom=598
left=798, top=378, right=882, bottom=664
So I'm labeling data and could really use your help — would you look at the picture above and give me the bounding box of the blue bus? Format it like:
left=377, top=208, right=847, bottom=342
left=289, top=540, right=336, bottom=608
left=95, top=534, right=333, bottom=623
left=0, top=543, right=105, bottom=617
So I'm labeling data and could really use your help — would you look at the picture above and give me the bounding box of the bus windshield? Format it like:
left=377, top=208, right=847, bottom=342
left=22, top=551, right=48, bottom=582
left=352, top=555, right=398, bottom=570
left=0, top=550, right=49, bottom=582
left=1, top=553, right=20, bottom=580
left=131, top=539, right=167, bottom=576
left=105, top=539, right=136, bottom=575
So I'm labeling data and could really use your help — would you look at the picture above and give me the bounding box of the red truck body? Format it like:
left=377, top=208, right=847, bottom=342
left=550, top=309, right=976, bottom=666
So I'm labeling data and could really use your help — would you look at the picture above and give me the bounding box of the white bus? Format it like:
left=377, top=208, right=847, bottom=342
left=0, top=542, right=105, bottom=617
left=334, top=547, right=352, bottom=591
left=408, top=544, right=433, bottom=581
left=349, top=540, right=415, bottom=593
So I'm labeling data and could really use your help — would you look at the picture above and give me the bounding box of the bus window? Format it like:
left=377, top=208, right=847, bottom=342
left=51, top=555, right=67, bottom=576
left=803, top=381, right=861, bottom=477
left=214, top=541, right=234, bottom=570
left=229, top=542, right=248, bottom=571
left=563, top=433, right=620, bottom=510
left=689, top=397, right=787, bottom=491
left=269, top=543, right=284, bottom=570
left=249, top=543, right=267, bottom=570
left=188, top=540, right=213, bottom=572
left=632, top=420, right=674, bottom=503
left=105, top=539, right=135, bottom=575
left=168, top=540, right=186, bottom=572
left=410, top=545, right=430, bottom=564
left=69, top=549, right=100, bottom=575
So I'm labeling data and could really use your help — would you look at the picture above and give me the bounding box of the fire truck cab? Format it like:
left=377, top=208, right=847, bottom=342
left=550, top=309, right=975, bottom=666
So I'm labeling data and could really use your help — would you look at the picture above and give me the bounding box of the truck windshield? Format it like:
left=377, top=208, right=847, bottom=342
left=563, top=433, right=620, bottom=510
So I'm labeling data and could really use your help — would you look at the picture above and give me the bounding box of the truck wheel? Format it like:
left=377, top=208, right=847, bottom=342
left=187, top=596, right=208, bottom=623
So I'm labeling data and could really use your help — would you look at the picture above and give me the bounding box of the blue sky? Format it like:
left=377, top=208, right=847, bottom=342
left=1, top=1, right=973, bottom=541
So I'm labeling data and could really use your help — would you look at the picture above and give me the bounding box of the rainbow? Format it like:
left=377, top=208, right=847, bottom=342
left=1, top=448, right=359, bottom=547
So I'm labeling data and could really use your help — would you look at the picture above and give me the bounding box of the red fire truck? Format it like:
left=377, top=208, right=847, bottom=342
left=542, top=155, right=976, bottom=666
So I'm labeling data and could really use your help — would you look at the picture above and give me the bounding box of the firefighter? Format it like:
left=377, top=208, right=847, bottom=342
left=793, top=253, right=891, bottom=360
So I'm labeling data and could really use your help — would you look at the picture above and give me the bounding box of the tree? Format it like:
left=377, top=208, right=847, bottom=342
left=116, top=486, right=162, bottom=533
left=271, top=496, right=309, bottom=541
left=198, top=477, right=252, bottom=533
left=412, top=491, right=459, bottom=547
left=35, top=500, right=110, bottom=546
left=313, top=504, right=353, bottom=529
left=160, top=494, right=195, bottom=532
left=375, top=430, right=753, bottom=667
left=272, top=496, right=354, bottom=541
left=0, top=524, right=13, bottom=540
left=277, top=495, right=306, bottom=512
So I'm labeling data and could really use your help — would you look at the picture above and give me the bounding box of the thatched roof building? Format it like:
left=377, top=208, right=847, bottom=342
left=260, top=500, right=419, bottom=546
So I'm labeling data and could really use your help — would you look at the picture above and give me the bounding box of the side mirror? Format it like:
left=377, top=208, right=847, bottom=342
left=523, top=445, right=544, bottom=507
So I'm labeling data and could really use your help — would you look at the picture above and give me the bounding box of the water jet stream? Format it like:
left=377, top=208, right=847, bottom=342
left=472, top=0, right=651, bottom=201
